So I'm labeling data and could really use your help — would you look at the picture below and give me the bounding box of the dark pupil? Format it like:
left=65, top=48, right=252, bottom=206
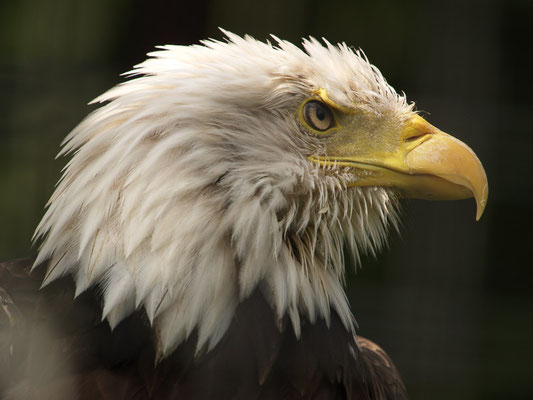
left=315, top=105, right=325, bottom=121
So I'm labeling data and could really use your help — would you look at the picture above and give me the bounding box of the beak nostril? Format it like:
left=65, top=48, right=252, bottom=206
left=405, top=134, right=428, bottom=142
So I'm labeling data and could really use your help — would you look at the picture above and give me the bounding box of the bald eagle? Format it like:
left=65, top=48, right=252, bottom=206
left=0, top=32, right=487, bottom=399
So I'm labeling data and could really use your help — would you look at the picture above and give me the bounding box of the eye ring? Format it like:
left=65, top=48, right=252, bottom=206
left=302, top=100, right=335, bottom=132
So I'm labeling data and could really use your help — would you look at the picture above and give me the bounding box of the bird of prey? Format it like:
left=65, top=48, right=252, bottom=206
left=0, top=31, right=488, bottom=399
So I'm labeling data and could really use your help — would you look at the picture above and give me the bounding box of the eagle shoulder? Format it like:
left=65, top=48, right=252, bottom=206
left=0, top=258, right=407, bottom=399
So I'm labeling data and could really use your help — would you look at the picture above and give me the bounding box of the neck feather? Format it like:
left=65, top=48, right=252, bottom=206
left=35, top=155, right=398, bottom=357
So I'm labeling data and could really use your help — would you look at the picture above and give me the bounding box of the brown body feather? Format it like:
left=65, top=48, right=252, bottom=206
left=0, top=258, right=407, bottom=399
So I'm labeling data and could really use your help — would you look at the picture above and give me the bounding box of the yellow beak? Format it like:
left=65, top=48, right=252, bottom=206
left=310, top=115, right=488, bottom=220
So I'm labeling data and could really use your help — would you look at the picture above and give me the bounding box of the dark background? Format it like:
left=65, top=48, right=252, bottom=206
left=1, top=0, right=532, bottom=398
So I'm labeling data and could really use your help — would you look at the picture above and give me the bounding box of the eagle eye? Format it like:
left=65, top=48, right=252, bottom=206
left=302, top=100, right=335, bottom=132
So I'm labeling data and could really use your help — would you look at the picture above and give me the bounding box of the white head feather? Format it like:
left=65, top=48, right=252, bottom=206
left=34, top=31, right=411, bottom=357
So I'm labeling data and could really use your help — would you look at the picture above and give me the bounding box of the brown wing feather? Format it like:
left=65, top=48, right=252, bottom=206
left=352, top=337, right=408, bottom=399
left=0, top=258, right=407, bottom=399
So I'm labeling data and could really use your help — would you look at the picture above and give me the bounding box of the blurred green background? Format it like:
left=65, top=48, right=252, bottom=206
left=1, top=0, right=532, bottom=398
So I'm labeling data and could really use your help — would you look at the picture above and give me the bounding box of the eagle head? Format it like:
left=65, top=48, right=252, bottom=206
left=33, top=31, right=488, bottom=358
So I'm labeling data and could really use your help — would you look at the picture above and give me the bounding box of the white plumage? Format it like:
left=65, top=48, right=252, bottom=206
left=33, top=31, right=412, bottom=358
